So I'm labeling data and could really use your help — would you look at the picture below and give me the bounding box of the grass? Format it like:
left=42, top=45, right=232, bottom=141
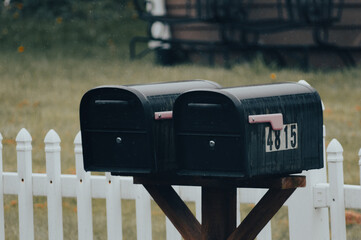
left=0, top=1, right=361, bottom=239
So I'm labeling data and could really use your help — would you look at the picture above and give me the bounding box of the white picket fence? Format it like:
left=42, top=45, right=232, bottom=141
left=0, top=127, right=360, bottom=240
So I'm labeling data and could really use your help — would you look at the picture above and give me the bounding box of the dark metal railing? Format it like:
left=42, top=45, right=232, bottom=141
left=130, top=0, right=361, bottom=67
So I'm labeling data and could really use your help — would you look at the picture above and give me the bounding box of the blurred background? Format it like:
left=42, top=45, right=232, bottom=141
left=0, top=0, right=360, bottom=239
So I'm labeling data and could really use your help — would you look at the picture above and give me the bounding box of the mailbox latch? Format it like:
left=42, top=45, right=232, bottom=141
left=248, top=113, right=284, bottom=130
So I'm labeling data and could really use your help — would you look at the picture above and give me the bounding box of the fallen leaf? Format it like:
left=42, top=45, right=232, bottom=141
left=3, top=138, right=16, bottom=145
left=346, top=210, right=361, bottom=225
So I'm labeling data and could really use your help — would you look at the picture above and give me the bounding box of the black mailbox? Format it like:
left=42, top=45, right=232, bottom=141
left=173, top=82, right=323, bottom=178
left=80, top=80, right=221, bottom=175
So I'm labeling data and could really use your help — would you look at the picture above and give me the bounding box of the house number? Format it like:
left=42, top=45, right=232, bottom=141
left=265, top=123, right=298, bottom=152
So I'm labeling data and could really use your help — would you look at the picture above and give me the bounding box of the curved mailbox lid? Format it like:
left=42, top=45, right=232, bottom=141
left=80, top=85, right=151, bottom=131
left=130, top=80, right=221, bottom=98
left=223, top=82, right=317, bottom=100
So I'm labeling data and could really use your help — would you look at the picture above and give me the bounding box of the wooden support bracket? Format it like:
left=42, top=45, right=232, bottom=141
left=227, top=188, right=296, bottom=240
left=143, top=184, right=202, bottom=240
left=135, top=175, right=305, bottom=240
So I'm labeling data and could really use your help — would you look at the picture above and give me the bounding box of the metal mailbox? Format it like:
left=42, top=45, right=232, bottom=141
left=173, top=82, right=323, bottom=177
left=80, top=80, right=221, bottom=175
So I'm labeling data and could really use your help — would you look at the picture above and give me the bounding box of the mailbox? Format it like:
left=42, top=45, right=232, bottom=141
left=80, top=80, right=221, bottom=175
left=173, top=82, right=323, bottom=177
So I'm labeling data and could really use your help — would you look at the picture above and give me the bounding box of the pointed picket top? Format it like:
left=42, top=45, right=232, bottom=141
left=298, top=80, right=325, bottom=111
left=358, top=148, right=361, bottom=166
left=44, top=129, right=61, bottom=144
left=16, top=128, right=32, bottom=142
left=74, top=131, right=81, bottom=145
left=327, top=139, right=343, bottom=163
left=74, top=131, right=82, bottom=154
left=16, top=128, right=32, bottom=151
left=327, top=139, right=343, bottom=153
left=45, top=129, right=61, bottom=153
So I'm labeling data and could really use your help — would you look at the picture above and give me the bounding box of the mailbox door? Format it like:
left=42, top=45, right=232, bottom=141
left=82, top=130, right=152, bottom=172
left=80, top=87, right=154, bottom=174
left=174, top=91, right=248, bottom=177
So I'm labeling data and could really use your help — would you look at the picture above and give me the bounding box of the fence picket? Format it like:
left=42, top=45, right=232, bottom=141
left=45, top=130, right=63, bottom=240
left=135, top=185, right=152, bottom=240
left=0, top=133, right=5, bottom=240
left=327, top=139, right=346, bottom=240
left=288, top=124, right=330, bottom=240
left=105, top=172, right=123, bottom=240
left=74, top=132, right=93, bottom=240
left=359, top=148, right=361, bottom=185
left=166, top=186, right=181, bottom=240
left=16, top=128, right=34, bottom=240
left=239, top=188, right=272, bottom=240
left=257, top=222, right=271, bottom=240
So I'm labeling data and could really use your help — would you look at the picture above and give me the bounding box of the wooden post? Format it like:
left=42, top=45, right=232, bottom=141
left=202, top=187, right=236, bottom=240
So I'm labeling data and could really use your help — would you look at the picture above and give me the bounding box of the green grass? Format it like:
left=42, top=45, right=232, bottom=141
left=1, top=1, right=361, bottom=239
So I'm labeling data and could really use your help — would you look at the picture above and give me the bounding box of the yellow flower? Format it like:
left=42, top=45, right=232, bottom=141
left=2, top=28, right=8, bottom=35
left=3, top=139, right=16, bottom=145
left=18, top=46, right=25, bottom=53
left=56, top=17, right=63, bottom=24
left=270, top=73, right=277, bottom=80
left=15, top=3, right=23, bottom=10
left=34, top=202, right=47, bottom=209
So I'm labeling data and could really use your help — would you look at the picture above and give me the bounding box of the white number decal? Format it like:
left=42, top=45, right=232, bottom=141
left=265, top=123, right=298, bottom=152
